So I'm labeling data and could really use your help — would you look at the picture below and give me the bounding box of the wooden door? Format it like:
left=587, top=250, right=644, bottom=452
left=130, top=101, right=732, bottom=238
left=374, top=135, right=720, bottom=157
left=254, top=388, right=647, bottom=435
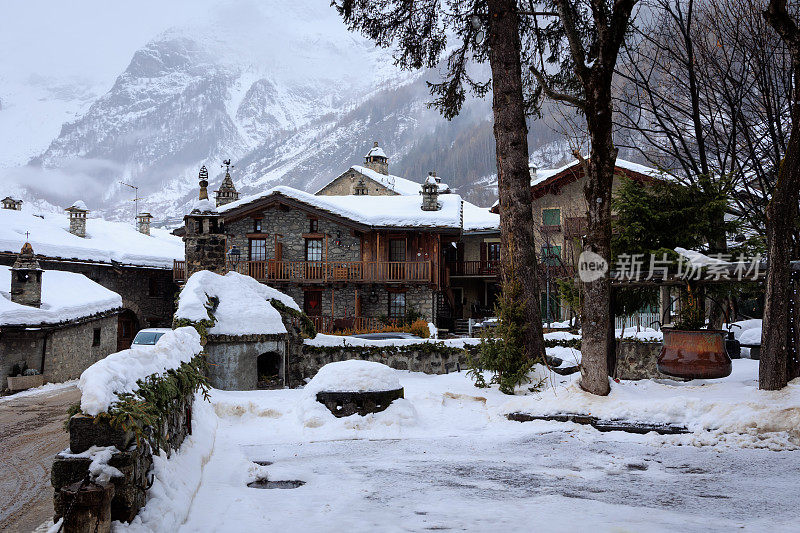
left=304, top=290, right=322, bottom=316
left=117, top=310, right=139, bottom=351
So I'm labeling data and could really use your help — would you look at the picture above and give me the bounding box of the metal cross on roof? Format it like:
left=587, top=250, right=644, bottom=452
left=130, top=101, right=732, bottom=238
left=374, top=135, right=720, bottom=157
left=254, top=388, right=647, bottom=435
left=24, top=231, right=30, bottom=241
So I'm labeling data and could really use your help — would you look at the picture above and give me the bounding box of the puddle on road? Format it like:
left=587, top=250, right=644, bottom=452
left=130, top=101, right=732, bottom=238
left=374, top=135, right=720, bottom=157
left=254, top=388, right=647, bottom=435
left=248, top=479, right=305, bottom=489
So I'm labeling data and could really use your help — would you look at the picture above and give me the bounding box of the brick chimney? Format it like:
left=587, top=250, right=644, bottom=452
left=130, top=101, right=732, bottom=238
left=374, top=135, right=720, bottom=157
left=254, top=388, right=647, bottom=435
left=10, top=242, right=42, bottom=308
left=421, top=173, right=440, bottom=211
left=136, top=212, right=153, bottom=235
left=364, top=141, right=389, bottom=175
left=65, top=201, right=88, bottom=238
left=1, top=196, right=22, bottom=210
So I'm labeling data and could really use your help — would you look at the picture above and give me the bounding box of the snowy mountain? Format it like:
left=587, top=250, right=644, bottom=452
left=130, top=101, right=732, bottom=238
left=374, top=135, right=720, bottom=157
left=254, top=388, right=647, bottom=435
left=0, top=0, right=577, bottom=221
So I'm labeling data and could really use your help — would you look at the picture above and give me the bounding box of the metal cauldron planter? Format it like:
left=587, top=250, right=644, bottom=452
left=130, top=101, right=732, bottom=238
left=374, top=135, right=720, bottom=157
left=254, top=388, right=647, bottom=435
left=657, top=329, right=732, bottom=379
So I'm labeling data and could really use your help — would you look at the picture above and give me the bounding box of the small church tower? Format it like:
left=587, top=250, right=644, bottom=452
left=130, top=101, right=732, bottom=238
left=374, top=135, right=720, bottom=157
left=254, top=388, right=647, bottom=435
left=215, top=159, right=240, bottom=207
left=184, top=166, right=227, bottom=279
left=11, top=242, right=42, bottom=308
left=364, top=142, right=389, bottom=175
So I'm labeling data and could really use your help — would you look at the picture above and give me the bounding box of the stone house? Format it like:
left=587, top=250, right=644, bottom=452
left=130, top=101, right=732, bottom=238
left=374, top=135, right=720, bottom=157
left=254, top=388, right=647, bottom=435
left=0, top=197, right=184, bottom=348
left=490, top=158, right=664, bottom=321
left=0, top=243, right=122, bottom=389
left=176, top=147, right=501, bottom=333
left=315, top=142, right=451, bottom=197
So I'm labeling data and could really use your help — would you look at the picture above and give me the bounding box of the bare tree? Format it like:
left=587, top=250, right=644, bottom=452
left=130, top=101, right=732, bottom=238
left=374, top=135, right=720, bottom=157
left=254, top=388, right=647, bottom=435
left=761, top=0, right=800, bottom=390
left=527, top=0, right=641, bottom=395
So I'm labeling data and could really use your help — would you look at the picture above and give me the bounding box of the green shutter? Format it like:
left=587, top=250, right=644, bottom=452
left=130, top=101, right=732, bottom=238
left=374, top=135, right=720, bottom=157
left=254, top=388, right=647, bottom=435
left=542, top=208, right=561, bottom=226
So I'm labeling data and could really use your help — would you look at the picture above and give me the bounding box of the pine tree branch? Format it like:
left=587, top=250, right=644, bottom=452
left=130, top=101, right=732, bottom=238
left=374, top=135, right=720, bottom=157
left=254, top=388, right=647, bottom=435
left=529, top=64, right=586, bottom=109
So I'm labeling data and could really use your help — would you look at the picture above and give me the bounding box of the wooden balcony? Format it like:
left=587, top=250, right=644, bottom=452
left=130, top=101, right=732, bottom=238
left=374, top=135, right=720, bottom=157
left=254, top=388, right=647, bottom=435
left=446, top=260, right=499, bottom=277
left=306, top=315, right=402, bottom=334
left=173, top=259, right=432, bottom=283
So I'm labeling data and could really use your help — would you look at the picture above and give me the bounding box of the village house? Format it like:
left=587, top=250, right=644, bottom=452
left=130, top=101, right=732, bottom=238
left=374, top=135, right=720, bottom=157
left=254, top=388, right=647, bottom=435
left=0, top=242, right=122, bottom=390
left=491, top=158, right=666, bottom=322
left=175, top=146, right=502, bottom=334
left=0, top=198, right=184, bottom=349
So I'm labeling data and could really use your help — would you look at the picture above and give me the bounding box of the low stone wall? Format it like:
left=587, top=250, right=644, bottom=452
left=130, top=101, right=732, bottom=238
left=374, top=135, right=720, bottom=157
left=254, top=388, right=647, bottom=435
left=614, top=340, right=680, bottom=380
left=53, top=393, right=194, bottom=529
left=297, top=342, right=474, bottom=381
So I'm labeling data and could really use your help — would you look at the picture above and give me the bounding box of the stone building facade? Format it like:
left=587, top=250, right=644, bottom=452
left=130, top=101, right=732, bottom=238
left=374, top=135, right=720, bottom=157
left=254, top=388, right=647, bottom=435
left=1, top=313, right=119, bottom=387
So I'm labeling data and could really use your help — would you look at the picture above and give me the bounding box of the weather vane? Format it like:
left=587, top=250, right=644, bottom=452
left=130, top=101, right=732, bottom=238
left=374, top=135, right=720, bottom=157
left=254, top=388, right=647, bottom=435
left=222, top=159, right=235, bottom=173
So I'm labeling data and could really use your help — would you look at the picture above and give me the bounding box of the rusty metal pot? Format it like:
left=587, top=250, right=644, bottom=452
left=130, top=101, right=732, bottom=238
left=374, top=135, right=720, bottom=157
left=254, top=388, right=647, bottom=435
left=658, top=329, right=732, bottom=379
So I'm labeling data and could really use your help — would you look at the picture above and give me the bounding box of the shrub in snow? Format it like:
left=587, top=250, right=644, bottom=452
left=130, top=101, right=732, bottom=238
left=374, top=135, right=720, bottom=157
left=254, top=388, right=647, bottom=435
left=77, top=327, right=208, bottom=451
left=304, top=360, right=401, bottom=394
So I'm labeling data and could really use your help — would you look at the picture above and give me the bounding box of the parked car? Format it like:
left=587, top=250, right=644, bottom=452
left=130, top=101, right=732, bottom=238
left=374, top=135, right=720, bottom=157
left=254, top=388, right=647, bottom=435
left=351, top=332, right=422, bottom=340
left=131, top=328, right=172, bottom=347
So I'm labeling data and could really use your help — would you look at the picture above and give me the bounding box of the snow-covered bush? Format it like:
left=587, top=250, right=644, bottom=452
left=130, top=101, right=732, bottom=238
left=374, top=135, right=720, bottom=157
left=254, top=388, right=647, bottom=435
left=304, top=360, right=401, bottom=395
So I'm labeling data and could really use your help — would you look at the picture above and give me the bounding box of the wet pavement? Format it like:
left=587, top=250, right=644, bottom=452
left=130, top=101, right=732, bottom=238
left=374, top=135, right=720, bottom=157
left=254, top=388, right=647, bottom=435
left=0, top=385, right=80, bottom=532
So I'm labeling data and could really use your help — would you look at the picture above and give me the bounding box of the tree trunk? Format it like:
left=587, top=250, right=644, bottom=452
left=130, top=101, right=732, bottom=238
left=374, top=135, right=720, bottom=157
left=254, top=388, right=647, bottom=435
left=486, top=0, right=547, bottom=364
left=580, top=87, right=615, bottom=396
left=762, top=0, right=800, bottom=390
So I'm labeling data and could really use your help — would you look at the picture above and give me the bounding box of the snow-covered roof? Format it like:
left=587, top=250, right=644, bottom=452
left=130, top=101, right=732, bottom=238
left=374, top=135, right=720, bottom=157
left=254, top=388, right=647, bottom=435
left=0, top=266, right=122, bottom=327
left=175, top=271, right=299, bottom=336
left=492, top=157, right=672, bottom=210
left=462, top=200, right=500, bottom=233
left=0, top=208, right=184, bottom=269
left=189, top=199, right=218, bottom=214
left=67, top=200, right=89, bottom=211
left=365, top=145, right=387, bottom=159
left=220, top=185, right=464, bottom=230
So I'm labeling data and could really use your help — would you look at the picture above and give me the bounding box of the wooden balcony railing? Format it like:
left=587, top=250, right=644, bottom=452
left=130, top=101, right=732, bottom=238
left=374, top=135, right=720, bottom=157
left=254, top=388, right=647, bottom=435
left=305, top=315, right=402, bottom=334
left=446, top=260, right=500, bottom=276
left=231, top=260, right=431, bottom=283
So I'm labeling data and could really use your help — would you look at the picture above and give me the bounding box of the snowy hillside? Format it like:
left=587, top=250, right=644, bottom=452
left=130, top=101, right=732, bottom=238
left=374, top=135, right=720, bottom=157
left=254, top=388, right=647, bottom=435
left=0, top=0, right=579, bottom=221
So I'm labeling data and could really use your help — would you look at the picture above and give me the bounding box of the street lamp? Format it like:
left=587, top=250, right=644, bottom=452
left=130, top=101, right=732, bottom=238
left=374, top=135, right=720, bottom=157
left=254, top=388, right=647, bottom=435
left=227, top=245, right=242, bottom=271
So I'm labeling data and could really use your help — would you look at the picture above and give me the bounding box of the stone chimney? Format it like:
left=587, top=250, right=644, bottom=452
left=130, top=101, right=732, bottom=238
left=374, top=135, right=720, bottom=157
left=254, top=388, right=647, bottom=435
left=364, top=141, right=389, bottom=175
left=183, top=174, right=226, bottom=279
left=65, top=201, right=88, bottom=238
left=136, top=212, right=153, bottom=236
left=421, top=174, right=440, bottom=211
left=2, top=196, right=22, bottom=210
left=10, top=242, right=42, bottom=308
left=215, top=160, right=240, bottom=207
left=198, top=165, right=210, bottom=201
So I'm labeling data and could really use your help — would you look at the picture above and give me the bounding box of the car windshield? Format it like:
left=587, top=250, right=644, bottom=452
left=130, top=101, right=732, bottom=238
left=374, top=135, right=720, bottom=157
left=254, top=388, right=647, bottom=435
left=132, top=331, right=166, bottom=346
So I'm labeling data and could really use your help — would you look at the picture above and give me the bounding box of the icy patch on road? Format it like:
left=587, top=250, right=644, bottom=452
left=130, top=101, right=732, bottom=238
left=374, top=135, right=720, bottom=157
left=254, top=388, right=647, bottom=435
left=0, top=379, right=77, bottom=403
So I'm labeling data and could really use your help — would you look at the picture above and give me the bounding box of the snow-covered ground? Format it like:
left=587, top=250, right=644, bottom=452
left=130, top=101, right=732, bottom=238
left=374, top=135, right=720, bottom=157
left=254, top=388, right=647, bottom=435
left=119, top=360, right=800, bottom=532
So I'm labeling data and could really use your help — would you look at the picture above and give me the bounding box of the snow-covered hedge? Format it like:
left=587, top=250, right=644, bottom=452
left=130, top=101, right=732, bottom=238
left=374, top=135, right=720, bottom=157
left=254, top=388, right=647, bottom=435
left=79, top=327, right=203, bottom=416
left=174, top=271, right=299, bottom=336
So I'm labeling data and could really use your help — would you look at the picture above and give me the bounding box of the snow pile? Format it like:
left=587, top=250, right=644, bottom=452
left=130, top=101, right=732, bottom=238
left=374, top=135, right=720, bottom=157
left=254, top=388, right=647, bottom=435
left=119, top=395, right=218, bottom=533
left=79, top=327, right=202, bottom=416
left=175, top=270, right=298, bottom=336
left=219, top=185, right=464, bottom=229
left=739, top=327, right=762, bottom=345
left=304, top=360, right=401, bottom=394
left=0, top=266, right=121, bottom=326
left=501, top=360, right=800, bottom=449
left=305, top=334, right=480, bottom=349
left=0, top=208, right=184, bottom=268
left=58, top=446, right=124, bottom=483
left=189, top=198, right=217, bottom=213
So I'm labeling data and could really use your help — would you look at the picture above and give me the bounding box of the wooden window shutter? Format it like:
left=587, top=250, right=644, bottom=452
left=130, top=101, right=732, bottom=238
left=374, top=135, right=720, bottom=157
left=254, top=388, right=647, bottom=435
left=480, top=242, right=487, bottom=263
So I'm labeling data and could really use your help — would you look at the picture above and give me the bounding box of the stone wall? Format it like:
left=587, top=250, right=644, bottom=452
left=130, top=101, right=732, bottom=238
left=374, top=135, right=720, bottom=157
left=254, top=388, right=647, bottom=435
left=226, top=205, right=361, bottom=264
left=205, top=334, right=287, bottom=390
left=0, top=254, right=177, bottom=328
left=296, top=342, right=474, bottom=382
left=613, top=340, right=680, bottom=380
left=315, top=168, right=398, bottom=196
left=53, top=392, right=194, bottom=525
left=0, top=313, right=118, bottom=390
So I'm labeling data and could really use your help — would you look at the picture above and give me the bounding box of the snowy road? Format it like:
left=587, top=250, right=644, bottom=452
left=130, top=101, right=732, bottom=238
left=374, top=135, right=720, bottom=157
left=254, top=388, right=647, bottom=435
left=0, top=383, right=79, bottom=532
left=122, top=366, right=800, bottom=533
